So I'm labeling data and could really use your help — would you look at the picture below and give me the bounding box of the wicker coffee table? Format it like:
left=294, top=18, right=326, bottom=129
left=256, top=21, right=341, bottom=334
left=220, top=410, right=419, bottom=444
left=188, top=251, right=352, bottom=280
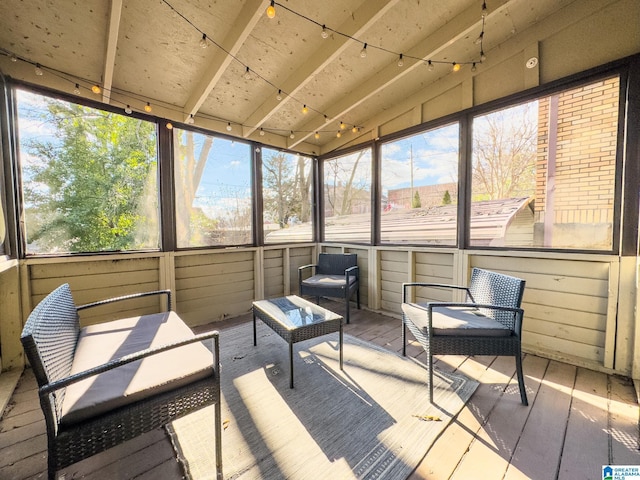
left=252, top=295, right=343, bottom=388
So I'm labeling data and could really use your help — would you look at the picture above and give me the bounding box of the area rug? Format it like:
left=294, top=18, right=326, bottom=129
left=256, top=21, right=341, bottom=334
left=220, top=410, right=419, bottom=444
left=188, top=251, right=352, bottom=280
left=166, top=322, right=478, bottom=480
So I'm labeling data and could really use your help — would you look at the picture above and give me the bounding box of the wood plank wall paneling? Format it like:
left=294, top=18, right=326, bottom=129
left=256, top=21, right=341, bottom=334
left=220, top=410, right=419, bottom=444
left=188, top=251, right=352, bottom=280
left=379, top=250, right=408, bottom=313
left=288, top=246, right=314, bottom=294
left=346, top=247, right=369, bottom=308
left=470, top=255, right=610, bottom=367
left=28, top=257, right=161, bottom=326
left=175, top=251, right=254, bottom=327
left=263, top=249, right=284, bottom=298
left=413, top=252, right=457, bottom=304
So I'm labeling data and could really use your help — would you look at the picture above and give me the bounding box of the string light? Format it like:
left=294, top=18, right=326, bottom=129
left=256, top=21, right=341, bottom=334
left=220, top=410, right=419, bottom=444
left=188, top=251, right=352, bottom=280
left=34, top=64, right=43, bottom=76
left=452, top=62, right=461, bottom=72
left=243, top=66, right=252, bottom=80
left=91, top=84, right=101, bottom=94
left=266, top=1, right=275, bottom=19
left=340, top=121, right=346, bottom=130
left=200, top=33, right=208, bottom=49
left=352, top=126, right=358, bottom=133
left=10, top=53, right=17, bottom=62
left=289, top=131, right=295, bottom=139
left=186, top=114, right=195, bottom=124
left=397, top=54, right=404, bottom=67
left=471, top=62, right=477, bottom=72
left=302, top=104, right=308, bottom=114
left=427, top=60, right=434, bottom=71
left=144, top=102, right=152, bottom=112
left=314, top=131, right=320, bottom=139
left=320, top=25, right=329, bottom=39
left=226, top=122, right=232, bottom=131
left=276, top=89, right=283, bottom=101
left=481, top=1, right=488, bottom=18
left=360, top=43, right=368, bottom=58
left=481, top=51, right=487, bottom=62
left=73, top=83, right=81, bottom=95
left=259, top=128, right=265, bottom=136
left=124, top=105, right=133, bottom=114
left=336, top=131, right=342, bottom=138
left=166, top=122, right=173, bottom=130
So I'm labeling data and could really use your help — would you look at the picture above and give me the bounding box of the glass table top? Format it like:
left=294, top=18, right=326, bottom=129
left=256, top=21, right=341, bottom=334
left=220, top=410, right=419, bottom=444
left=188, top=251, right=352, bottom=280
left=253, top=296, right=342, bottom=329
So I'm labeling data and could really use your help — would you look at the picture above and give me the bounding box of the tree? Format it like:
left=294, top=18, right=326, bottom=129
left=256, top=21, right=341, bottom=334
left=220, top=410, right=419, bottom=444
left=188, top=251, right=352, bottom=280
left=442, top=190, right=452, bottom=205
left=472, top=103, right=537, bottom=200
left=412, top=191, right=421, bottom=208
left=262, top=152, right=312, bottom=229
left=22, top=98, right=157, bottom=252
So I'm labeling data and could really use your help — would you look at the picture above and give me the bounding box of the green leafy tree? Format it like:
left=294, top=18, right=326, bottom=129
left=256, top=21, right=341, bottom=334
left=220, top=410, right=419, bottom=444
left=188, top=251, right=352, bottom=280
left=263, top=152, right=311, bottom=228
left=411, top=191, right=421, bottom=208
left=22, top=98, right=158, bottom=252
left=442, top=190, right=452, bottom=205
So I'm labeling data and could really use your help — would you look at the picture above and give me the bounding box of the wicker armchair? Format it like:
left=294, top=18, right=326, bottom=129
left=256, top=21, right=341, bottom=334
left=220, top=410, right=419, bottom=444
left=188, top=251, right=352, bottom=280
left=298, top=253, right=360, bottom=323
left=401, top=268, right=528, bottom=405
left=20, top=284, right=223, bottom=479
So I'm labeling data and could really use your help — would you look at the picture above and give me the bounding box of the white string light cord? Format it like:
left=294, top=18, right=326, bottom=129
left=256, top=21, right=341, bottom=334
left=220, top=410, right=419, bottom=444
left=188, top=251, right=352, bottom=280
left=1, top=1, right=488, bottom=139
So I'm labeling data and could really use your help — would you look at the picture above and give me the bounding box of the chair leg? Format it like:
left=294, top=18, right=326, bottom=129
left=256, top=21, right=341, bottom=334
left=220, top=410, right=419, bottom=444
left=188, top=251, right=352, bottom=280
left=428, top=352, right=434, bottom=404
left=345, top=296, right=350, bottom=324
left=402, top=320, right=407, bottom=356
left=356, top=287, right=360, bottom=309
left=515, top=353, right=528, bottom=406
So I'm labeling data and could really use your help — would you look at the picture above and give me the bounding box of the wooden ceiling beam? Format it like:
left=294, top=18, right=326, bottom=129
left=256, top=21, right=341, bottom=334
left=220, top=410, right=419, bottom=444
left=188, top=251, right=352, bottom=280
left=288, top=0, right=513, bottom=149
left=182, top=0, right=267, bottom=122
left=241, top=0, right=400, bottom=139
left=101, top=0, right=123, bottom=104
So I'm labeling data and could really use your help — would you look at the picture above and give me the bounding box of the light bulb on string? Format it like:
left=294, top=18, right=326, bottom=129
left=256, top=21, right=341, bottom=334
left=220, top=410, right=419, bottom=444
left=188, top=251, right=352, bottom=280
left=452, top=62, right=461, bottom=72
left=276, top=89, right=283, bottom=101
left=481, top=51, right=486, bottom=62
left=320, top=25, right=329, bottom=39
left=243, top=66, right=252, bottom=80
left=200, top=33, right=208, bottom=49
left=352, top=126, right=358, bottom=133
left=474, top=31, right=484, bottom=45
left=289, top=131, right=295, bottom=139
left=124, top=105, right=133, bottom=114
left=397, top=54, right=404, bottom=67
left=91, top=84, right=101, bottom=94
left=144, top=102, right=152, bottom=113
left=324, top=115, right=331, bottom=123
left=10, top=53, right=17, bottom=62
left=186, top=114, right=195, bottom=124
left=336, top=131, right=342, bottom=138
left=302, top=105, right=308, bottom=114
left=314, top=131, right=320, bottom=139
left=471, top=62, right=477, bottom=72
left=166, top=122, right=173, bottom=130
left=266, top=1, right=275, bottom=18
left=226, top=122, right=232, bottom=131
left=481, top=1, right=488, bottom=18
left=427, top=60, right=434, bottom=71
left=340, top=121, right=346, bottom=130
left=73, top=83, right=81, bottom=95
left=34, top=64, right=44, bottom=76
left=360, top=43, right=368, bottom=58
left=259, top=128, right=265, bottom=136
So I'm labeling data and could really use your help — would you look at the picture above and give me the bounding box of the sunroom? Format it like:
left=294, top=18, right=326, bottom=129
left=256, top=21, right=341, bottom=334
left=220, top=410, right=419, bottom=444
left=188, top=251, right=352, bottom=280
left=0, top=0, right=639, bottom=479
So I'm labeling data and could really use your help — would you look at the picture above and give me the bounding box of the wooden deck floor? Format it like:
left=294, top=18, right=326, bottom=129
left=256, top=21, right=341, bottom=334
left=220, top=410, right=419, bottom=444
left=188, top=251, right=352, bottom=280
left=1, top=302, right=638, bottom=480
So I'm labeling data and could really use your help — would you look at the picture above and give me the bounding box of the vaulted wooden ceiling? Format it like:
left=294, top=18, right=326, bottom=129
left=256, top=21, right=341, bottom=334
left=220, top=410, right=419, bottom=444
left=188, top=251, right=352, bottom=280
left=0, top=0, right=573, bottom=154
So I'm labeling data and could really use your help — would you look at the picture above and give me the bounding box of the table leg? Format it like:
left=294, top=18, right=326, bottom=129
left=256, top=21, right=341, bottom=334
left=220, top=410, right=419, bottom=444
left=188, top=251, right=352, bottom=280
left=253, top=311, right=257, bottom=346
left=339, top=322, right=343, bottom=370
left=289, top=341, right=294, bottom=388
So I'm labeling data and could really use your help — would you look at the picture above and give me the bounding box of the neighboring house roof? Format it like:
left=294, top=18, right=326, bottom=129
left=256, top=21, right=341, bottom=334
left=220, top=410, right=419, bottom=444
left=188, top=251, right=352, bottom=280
left=266, top=197, right=534, bottom=244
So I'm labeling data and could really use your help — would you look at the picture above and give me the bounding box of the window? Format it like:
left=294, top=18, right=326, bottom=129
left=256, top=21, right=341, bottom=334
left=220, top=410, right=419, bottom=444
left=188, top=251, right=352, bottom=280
left=322, top=147, right=372, bottom=243
left=470, top=77, right=619, bottom=250
left=16, top=89, right=159, bottom=254
left=174, top=129, right=252, bottom=247
left=380, top=123, right=459, bottom=244
left=262, top=148, right=313, bottom=244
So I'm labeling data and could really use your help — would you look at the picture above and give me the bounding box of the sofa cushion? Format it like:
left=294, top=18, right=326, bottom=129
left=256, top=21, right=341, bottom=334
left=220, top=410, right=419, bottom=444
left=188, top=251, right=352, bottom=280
left=60, top=311, right=213, bottom=426
left=402, top=302, right=511, bottom=337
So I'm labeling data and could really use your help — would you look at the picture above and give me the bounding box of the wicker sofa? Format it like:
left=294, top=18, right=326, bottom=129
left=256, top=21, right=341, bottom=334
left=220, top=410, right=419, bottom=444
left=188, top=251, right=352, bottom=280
left=20, top=283, right=222, bottom=479
left=401, top=268, right=528, bottom=405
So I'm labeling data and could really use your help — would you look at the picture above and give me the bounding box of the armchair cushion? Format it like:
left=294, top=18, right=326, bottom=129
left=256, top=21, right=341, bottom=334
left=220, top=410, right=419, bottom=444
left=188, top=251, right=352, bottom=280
left=60, top=311, right=213, bottom=426
left=402, top=302, right=511, bottom=337
left=300, top=273, right=357, bottom=289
